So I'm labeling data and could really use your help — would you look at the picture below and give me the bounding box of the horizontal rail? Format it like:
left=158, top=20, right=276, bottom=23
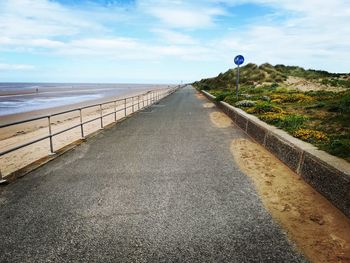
left=0, top=90, right=163, bottom=129
left=0, top=87, right=179, bottom=158
left=0, top=135, right=51, bottom=156
left=51, top=123, right=82, bottom=137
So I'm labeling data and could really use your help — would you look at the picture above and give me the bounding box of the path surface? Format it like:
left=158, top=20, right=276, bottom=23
left=0, top=86, right=306, bottom=262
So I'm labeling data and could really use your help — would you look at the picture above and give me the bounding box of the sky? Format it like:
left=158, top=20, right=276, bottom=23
left=0, top=0, right=349, bottom=83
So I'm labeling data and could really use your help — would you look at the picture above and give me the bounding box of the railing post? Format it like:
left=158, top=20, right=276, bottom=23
left=0, top=169, right=6, bottom=184
left=124, top=98, right=127, bottom=116
left=100, top=104, right=103, bottom=129
left=79, top=109, right=85, bottom=139
left=114, top=101, right=117, bottom=122
left=48, top=116, right=54, bottom=155
left=142, top=94, right=145, bottom=108
left=132, top=97, right=134, bottom=112
left=138, top=95, right=140, bottom=110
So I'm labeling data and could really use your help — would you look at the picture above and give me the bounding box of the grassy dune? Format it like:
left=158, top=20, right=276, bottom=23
left=193, top=63, right=350, bottom=162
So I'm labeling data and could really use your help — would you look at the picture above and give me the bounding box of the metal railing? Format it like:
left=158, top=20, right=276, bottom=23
left=0, top=87, right=178, bottom=160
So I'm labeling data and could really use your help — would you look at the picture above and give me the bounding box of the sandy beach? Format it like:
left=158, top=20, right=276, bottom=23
left=0, top=89, right=170, bottom=177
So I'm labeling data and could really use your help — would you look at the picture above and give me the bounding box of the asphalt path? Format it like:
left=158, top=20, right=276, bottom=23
left=0, top=86, right=307, bottom=262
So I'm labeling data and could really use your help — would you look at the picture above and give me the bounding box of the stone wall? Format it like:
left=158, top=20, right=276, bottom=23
left=201, top=90, right=350, bottom=218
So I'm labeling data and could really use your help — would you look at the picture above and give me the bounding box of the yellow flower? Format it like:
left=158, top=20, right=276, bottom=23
left=270, top=94, right=313, bottom=103
left=259, top=112, right=286, bottom=123
left=293, top=128, right=328, bottom=141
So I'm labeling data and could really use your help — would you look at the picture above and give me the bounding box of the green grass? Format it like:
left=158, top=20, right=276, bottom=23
left=193, top=82, right=350, bottom=162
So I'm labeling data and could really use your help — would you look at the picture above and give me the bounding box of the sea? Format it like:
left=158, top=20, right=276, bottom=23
left=0, top=83, right=171, bottom=117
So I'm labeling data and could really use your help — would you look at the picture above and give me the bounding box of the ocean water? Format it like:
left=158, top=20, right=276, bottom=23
left=0, top=83, right=170, bottom=117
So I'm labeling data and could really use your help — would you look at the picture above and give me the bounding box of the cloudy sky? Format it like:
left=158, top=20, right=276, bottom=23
left=0, top=0, right=349, bottom=83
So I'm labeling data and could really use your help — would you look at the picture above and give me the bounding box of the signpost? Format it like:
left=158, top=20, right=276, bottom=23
left=234, top=55, right=244, bottom=98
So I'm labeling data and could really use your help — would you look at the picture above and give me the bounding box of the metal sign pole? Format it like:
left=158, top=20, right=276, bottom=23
left=236, top=65, right=240, bottom=99
left=234, top=54, right=244, bottom=100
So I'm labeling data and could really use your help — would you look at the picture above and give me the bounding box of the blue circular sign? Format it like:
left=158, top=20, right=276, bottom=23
left=234, top=55, right=245, bottom=66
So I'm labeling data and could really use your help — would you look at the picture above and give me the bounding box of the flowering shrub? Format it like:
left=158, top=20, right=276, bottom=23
left=259, top=112, right=285, bottom=124
left=260, top=95, right=271, bottom=101
left=259, top=113, right=307, bottom=130
left=241, top=93, right=253, bottom=99
left=250, top=101, right=283, bottom=114
left=271, top=93, right=313, bottom=103
left=235, top=100, right=256, bottom=107
left=271, top=98, right=283, bottom=104
left=293, top=128, right=328, bottom=142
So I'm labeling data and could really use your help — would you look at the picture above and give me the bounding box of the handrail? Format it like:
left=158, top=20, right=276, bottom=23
left=0, top=90, right=159, bottom=128
left=0, top=86, right=179, bottom=159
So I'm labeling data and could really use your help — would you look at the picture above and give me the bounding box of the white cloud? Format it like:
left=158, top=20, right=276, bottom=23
left=151, top=29, right=197, bottom=44
left=0, top=0, right=350, bottom=79
left=140, top=0, right=225, bottom=29
left=0, top=63, right=35, bottom=70
left=147, top=7, right=221, bottom=28
left=206, top=0, right=350, bottom=72
left=0, top=0, right=105, bottom=38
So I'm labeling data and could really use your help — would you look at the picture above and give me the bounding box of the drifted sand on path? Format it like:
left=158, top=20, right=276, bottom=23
left=209, top=111, right=232, bottom=128
left=202, top=102, right=215, bottom=108
left=230, top=138, right=350, bottom=263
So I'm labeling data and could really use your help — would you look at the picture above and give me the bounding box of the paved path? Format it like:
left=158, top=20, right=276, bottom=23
left=0, top=86, right=306, bottom=262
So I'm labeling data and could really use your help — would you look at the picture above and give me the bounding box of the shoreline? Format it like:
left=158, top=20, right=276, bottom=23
left=0, top=87, right=166, bottom=126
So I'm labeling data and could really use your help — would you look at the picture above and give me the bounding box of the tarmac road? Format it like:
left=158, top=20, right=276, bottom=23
left=0, top=86, right=307, bottom=262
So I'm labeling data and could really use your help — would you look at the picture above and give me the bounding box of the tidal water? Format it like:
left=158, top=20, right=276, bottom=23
left=0, top=83, right=170, bottom=117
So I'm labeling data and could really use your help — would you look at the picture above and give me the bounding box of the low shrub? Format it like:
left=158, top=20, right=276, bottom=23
left=278, top=114, right=308, bottom=130
left=327, top=93, right=350, bottom=113
left=251, top=101, right=283, bottom=114
left=293, top=128, right=328, bottom=142
left=339, top=92, right=350, bottom=113
left=223, top=94, right=241, bottom=105
left=213, top=91, right=231, bottom=102
left=240, top=93, right=253, bottom=99
left=249, top=87, right=266, bottom=94
left=235, top=100, right=256, bottom=107
left=270, top=83, right=279, bottom=89
left=275, top=87, right=289, bottom=93
left=305, top=102, right=326, bottom=109
left=321, top=138, right=350, bottom=159
left=259, top=113, right=307, bottom=131
left=270, top=93, right=313, bottom=103
left=259, top=112, right=286, bottom=124
left=260, top=95, right=271, bottom=101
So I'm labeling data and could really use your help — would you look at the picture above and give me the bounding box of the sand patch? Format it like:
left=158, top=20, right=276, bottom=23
left=195, top=93, right=205, bottom=99
left=285, top=76, right=346, bottom=92
left=203, top=102, right=215, bottom=108
left=210, top=112, right=232, bottom=128
left=230, top=138, right=350, bottom=263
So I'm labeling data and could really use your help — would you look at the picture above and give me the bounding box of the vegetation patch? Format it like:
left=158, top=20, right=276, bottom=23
left=250, top=101, right=283, bottom=114
left=193, top=63, right=350, bottom=162
left=271, top=94, right=313, bottom=103
left=293, top=128, right=328, bottom=142
left=235, top=100, right=256, bottom=107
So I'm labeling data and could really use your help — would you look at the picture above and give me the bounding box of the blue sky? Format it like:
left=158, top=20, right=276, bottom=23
left=0, top=0, right=349, bottom=83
